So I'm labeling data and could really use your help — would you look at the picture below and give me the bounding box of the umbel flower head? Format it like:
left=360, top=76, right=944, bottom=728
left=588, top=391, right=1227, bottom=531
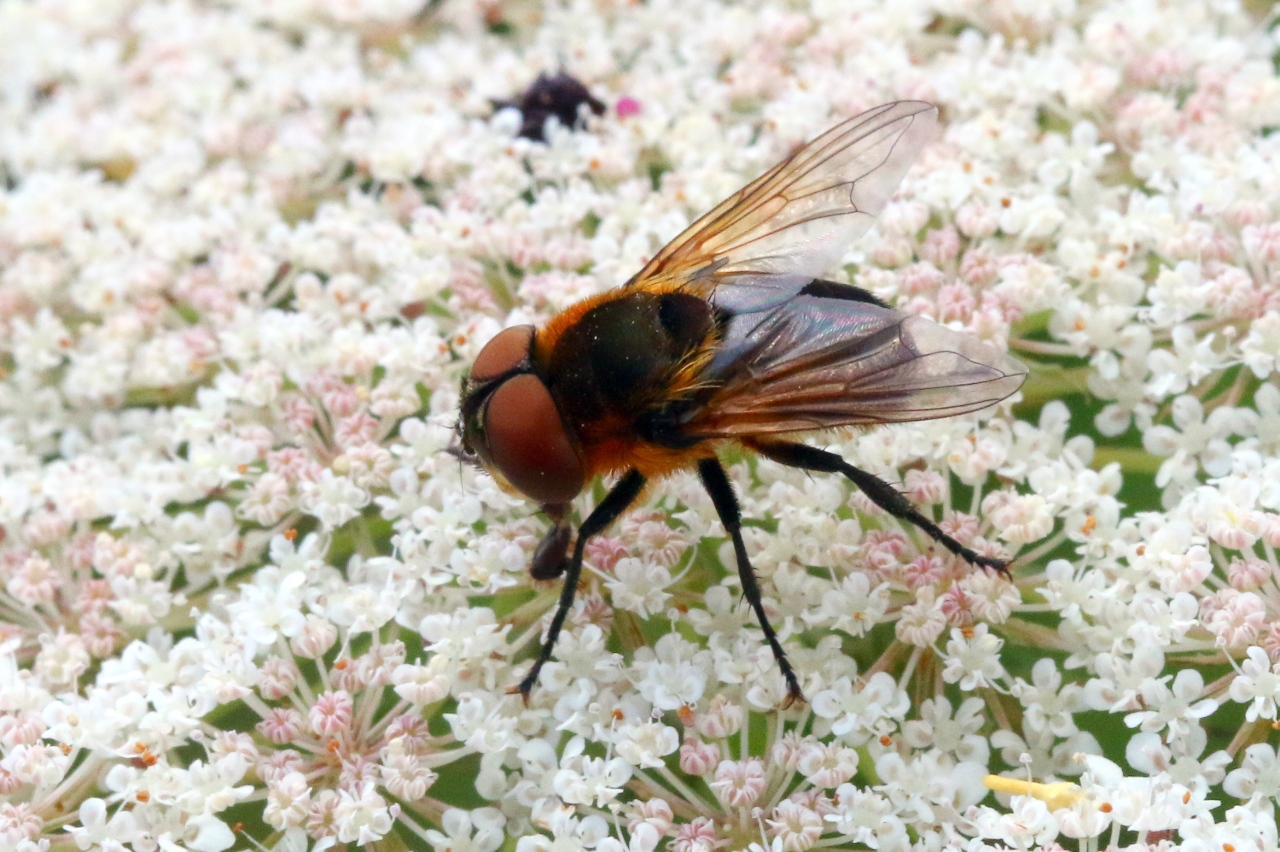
left=2, top=0, right=1280, bottom=850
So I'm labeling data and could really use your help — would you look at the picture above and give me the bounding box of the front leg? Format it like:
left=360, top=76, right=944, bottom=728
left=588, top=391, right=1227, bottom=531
left=748, top=440, right=1011, bottom=576
left=516, top=469, right=647, bottom=701
left=530, top=503, right=572, bottom=580
left=697, top=458, right=805, bottom=707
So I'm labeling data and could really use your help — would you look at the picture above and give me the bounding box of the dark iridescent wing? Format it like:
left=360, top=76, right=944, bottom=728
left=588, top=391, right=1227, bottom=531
left=628, top=101, right=937, bottom=286
left=621, top=102, right=1024, bottom=437
left=676, top=277, right=1027, bottom=438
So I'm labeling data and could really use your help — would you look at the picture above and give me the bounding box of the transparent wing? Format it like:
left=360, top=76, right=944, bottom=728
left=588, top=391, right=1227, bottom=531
left=628, top=101, right=937, bottom=287
left=678, top=279, right=1027, bottom=438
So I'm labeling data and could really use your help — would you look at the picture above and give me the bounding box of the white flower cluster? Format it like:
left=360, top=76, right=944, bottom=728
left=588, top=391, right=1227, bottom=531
left=2, top=0, right=1280, bottom=850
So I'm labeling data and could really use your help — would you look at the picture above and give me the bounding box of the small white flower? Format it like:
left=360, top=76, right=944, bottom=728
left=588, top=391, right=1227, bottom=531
left=263, top=772, right=311, bottom=831
left=895, top=589, right=947, bottom=648
left=1239, top=310, right=1280, bottom=378
left=537, top=623, right=622, bottom=689
left=391, top=663, right=451, bottom=706
left=298, top=469, right=370, bottom=528
left=1146, top=324, right=1225, bottom=398
left=685, top=584, right=751, bottom=637
left=1083, top=646, right=1167, bottom=712
left=552, top=736, right=632, bottom=807
left=66, top=798, right=140, bottom=851
left=708, top=758, right=766, bottom=809
left=615, top=721, right=679, bottom=769
left=983, top=491, right=1054, bottom=544
left=1011, top=658, right=1084, bottom=738
left=941, top=624, right=1006, bottom=691
left=810, top=572, right=891, bottom=637
left=631, top=634, right=711, bottom=712
left=794, top=740, right=859, bottom=789
left=424, top=808, right=505, bottom=852
left=765, top=798, right=824, bottom=851
left=520, top=801, right=609, bottom=852
left=825, top=785, right=906, bottom=848
left=874, top=751, right=988, bottom=822
left=811, top=672, right=910, bottom=743
left=902, top=696, right=990, bottom=764
left=224, top=568, right=307, bottom=645
left=333, top=780, right=399, bottom=845
left=1228, top=646, right=1280, bottom=722
left=1223, top=743, right=1280, bottom=803
left=1125, top=669, right=1218, bottom=737
left=1143, top=395, right=1250, bottom=495
left=1126, top=725, right=1230, bottom=792
left=982, top=794, right=1060, bottom=848
left=174, top=758, right=254, bottom=816
left=606, top=557, right=674, bottom=618
left=380, top=739, right=439, bottom=801
left=178, top=814, right=238, bottom=852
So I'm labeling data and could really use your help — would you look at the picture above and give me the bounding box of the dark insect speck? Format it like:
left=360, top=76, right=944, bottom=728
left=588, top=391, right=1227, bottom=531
left=495, top=72, right=606, bottom=141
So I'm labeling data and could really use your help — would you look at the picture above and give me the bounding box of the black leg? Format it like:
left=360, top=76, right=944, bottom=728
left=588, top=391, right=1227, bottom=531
left=697, top=458, right=805, bottom=707
left=516, top=469, right=646, bottom=701
left=749, top=440, right=1011, bottom=577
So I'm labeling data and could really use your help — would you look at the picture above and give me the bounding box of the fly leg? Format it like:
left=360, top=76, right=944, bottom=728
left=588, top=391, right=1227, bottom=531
left=749, top=440, right=1011, bottom=577
left=697, top=458, right=805, bottom=707
left=530, top=504, right=572, bottom=580
left=516, top=469, right=646, bottom=702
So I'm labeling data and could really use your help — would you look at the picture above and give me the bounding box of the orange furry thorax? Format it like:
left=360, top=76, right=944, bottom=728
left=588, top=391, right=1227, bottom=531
left=583, top=432, right=721, bottom=482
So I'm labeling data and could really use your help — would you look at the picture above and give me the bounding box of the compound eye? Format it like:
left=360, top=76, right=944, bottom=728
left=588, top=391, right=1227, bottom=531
left=484, top=374, right=585, bottom=505
left=470, top=325, right=535, bottom=384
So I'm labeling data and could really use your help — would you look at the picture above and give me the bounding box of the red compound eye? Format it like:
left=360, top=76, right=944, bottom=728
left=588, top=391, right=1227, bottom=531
left=483, top=374, right=585, bottom=504
left=470, top=325, right=534, bottom=383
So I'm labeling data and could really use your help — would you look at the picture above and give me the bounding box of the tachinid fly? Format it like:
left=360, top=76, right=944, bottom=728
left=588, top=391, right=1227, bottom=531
left=457, top=101, right=1027, bottom=705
